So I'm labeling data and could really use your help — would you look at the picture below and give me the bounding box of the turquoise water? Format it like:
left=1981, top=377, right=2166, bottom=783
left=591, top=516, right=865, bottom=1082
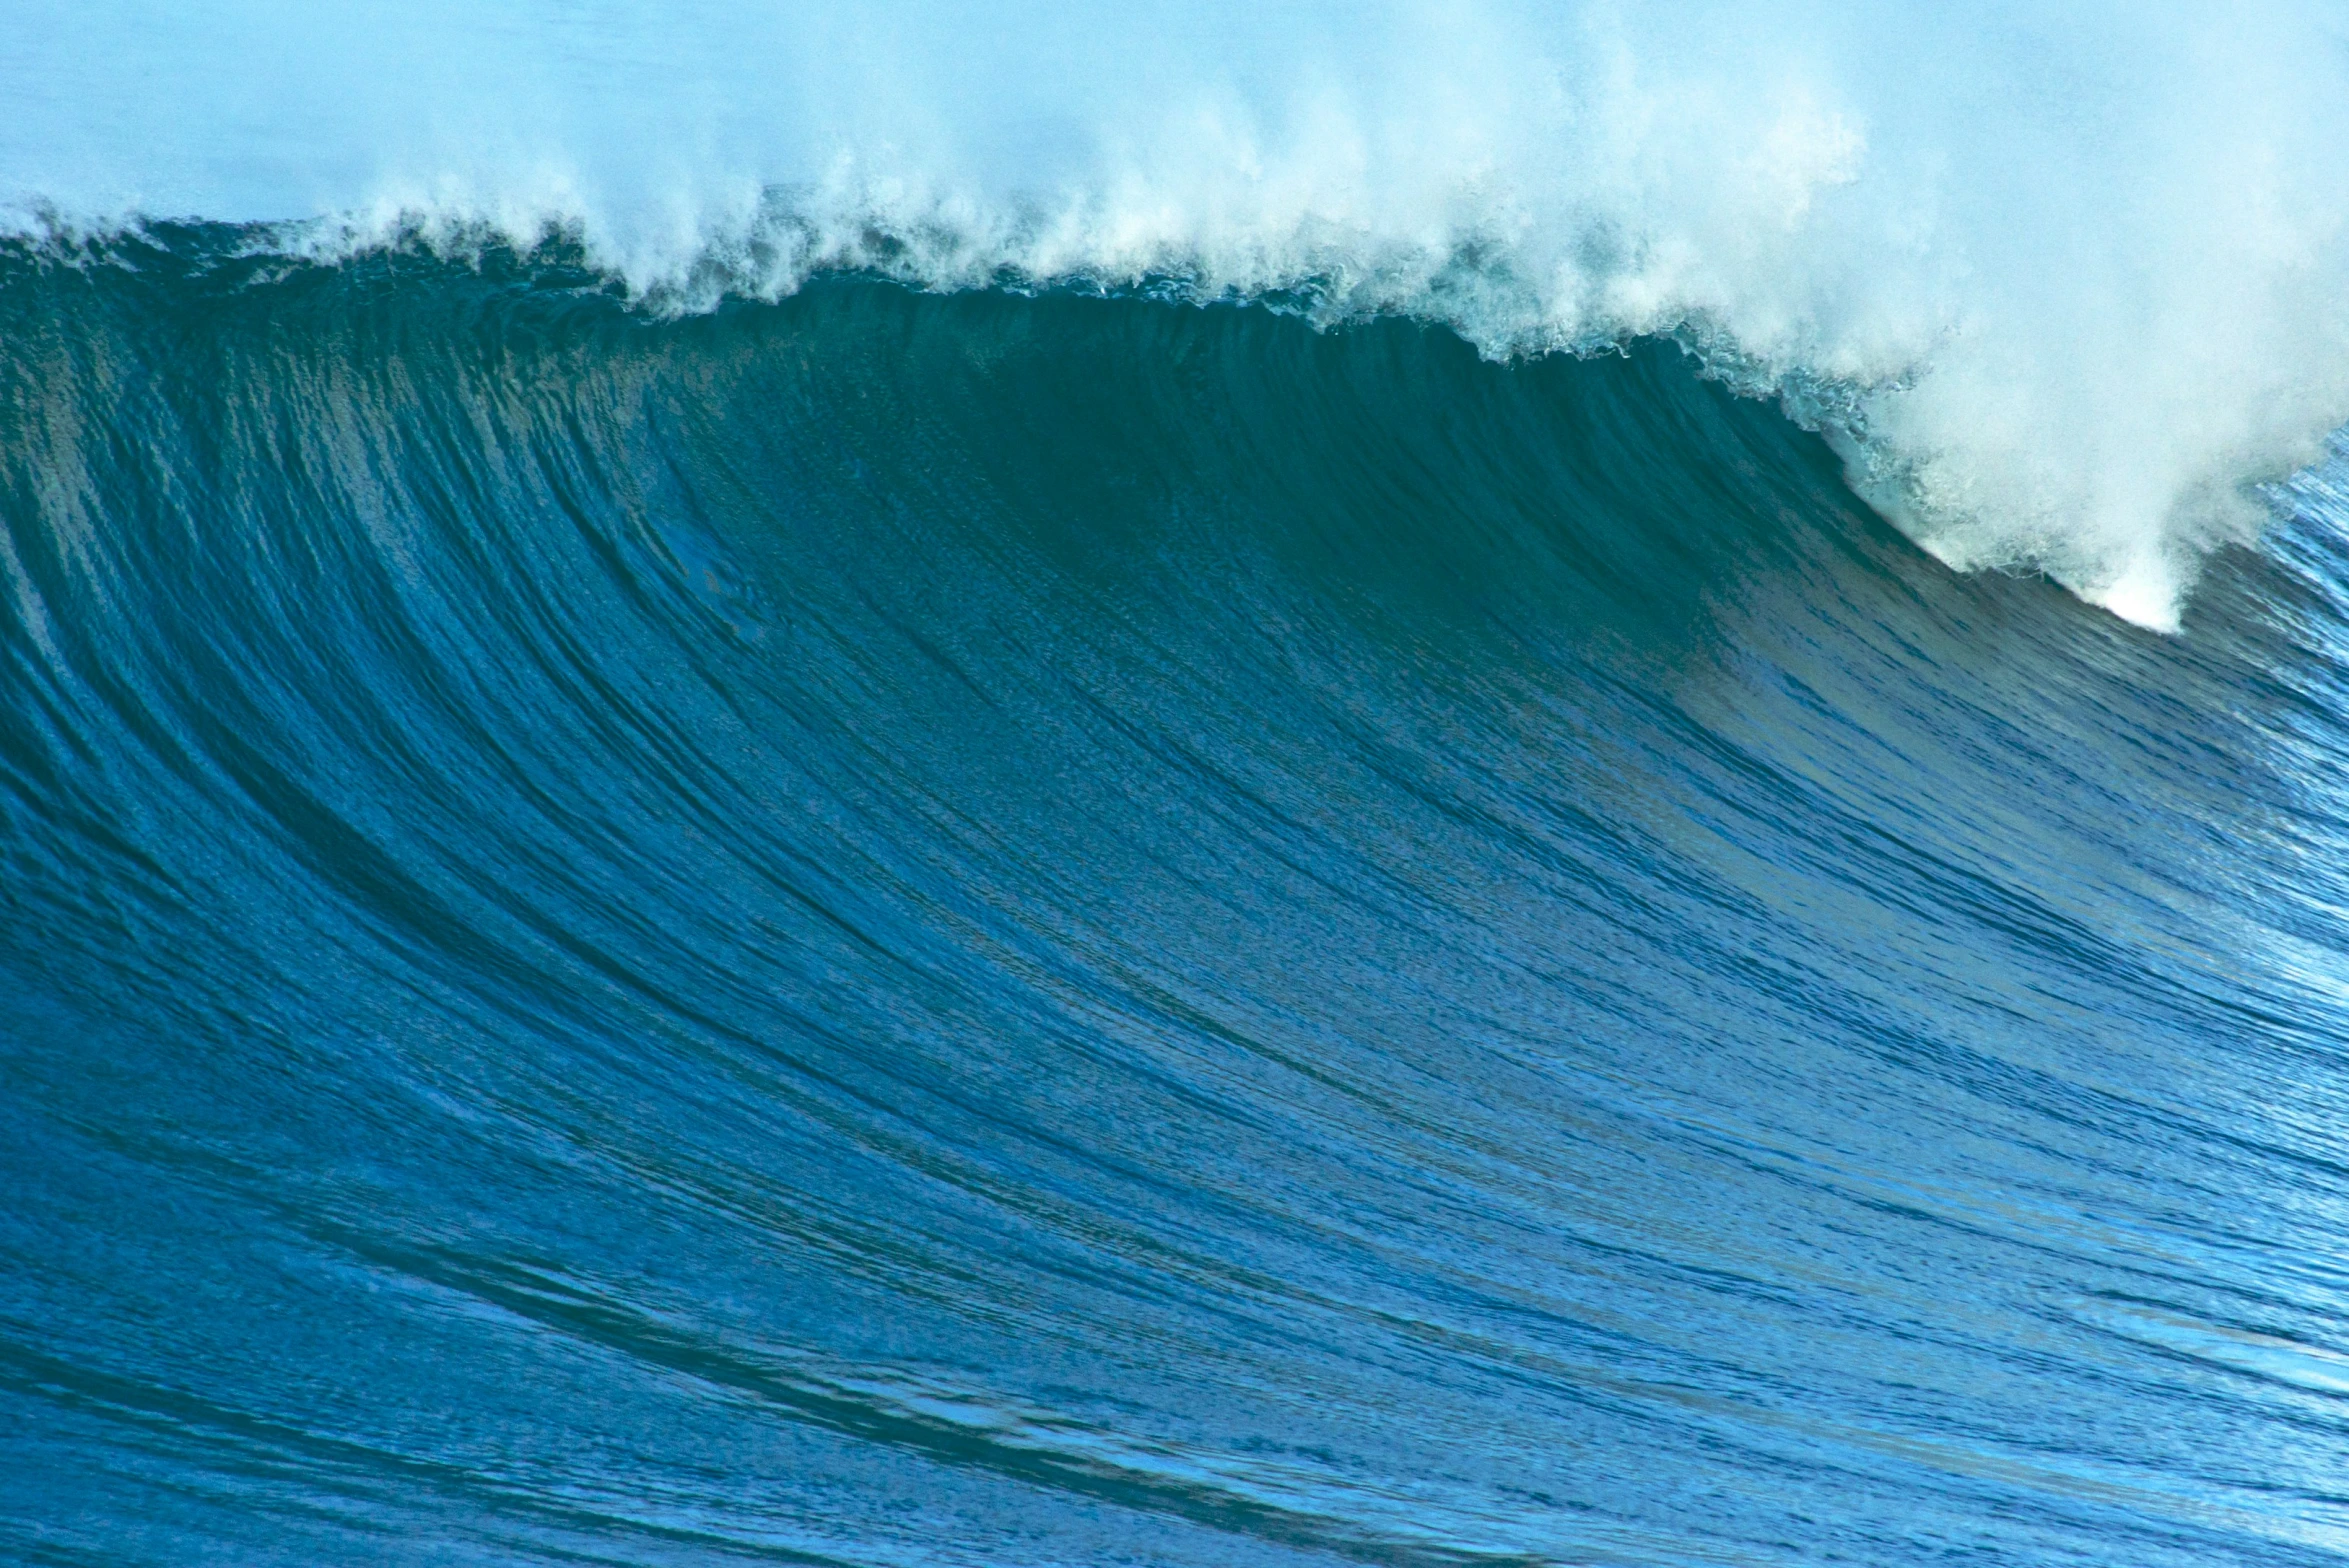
left=6, top=228, right=2349, bottom=1564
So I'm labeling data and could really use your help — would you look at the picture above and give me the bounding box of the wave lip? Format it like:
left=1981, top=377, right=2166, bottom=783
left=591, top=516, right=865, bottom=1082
left=14, top=1, right=2349, bottom=624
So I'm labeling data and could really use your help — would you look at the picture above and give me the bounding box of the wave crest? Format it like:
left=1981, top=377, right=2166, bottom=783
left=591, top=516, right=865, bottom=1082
left=11, top=2, right=2349, bottom=626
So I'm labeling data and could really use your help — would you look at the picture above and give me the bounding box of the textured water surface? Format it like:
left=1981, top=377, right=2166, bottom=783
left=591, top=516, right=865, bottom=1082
left=5, top=232, right=2349, bottom=1566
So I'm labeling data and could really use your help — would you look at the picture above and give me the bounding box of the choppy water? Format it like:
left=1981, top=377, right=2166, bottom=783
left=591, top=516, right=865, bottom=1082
left=5, top=227, right=2349, bottom=1564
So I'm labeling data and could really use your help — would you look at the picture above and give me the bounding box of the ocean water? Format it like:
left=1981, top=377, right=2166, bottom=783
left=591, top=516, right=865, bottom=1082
left=8, top=9, right=2349, bottom=1567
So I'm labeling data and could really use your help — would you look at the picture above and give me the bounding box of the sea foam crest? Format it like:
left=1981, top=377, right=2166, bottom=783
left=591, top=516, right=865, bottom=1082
left=9, top=0, right=2349, bottom=629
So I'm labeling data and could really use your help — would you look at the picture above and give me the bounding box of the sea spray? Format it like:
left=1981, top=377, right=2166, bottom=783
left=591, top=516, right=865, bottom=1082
left=12, top=1, right=2349, bottom=622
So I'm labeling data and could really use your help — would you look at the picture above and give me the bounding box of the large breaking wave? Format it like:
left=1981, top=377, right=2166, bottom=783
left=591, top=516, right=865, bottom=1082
left=15, top=1, right=2349, bottom=623
left=6, top=225, right=2349, bottom=1565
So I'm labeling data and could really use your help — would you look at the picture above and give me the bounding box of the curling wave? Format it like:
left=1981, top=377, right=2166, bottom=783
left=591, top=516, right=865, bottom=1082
left=14, top=2, right=2349, bottom=623
left=6, top=227, right=2349, bottom=1565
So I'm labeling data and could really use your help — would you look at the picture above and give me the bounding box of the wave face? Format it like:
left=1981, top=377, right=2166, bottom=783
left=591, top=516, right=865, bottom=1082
left=8, top=227, right=2349, bottom=1567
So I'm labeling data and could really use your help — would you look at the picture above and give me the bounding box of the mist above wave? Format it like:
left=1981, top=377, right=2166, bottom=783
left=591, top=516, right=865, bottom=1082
left=11, top=0, right=2349, bottom=628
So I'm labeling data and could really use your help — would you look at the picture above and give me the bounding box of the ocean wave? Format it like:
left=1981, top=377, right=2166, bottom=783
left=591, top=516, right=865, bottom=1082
left=9, top=94, right=2349, bottom=1566
left=9, top=241, right=2349, bottom=1562
left=12, top=2, right=2349, bottom=625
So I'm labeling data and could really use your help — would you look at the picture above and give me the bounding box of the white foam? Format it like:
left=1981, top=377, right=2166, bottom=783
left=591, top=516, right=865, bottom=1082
left=11, top=0, right=2349, bottom=627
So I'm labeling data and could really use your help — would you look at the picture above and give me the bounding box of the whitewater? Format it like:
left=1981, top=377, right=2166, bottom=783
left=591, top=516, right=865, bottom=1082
left=9, top=5, right=2349, bottom=1567
left=15, top=0, right=2349, bottom=625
